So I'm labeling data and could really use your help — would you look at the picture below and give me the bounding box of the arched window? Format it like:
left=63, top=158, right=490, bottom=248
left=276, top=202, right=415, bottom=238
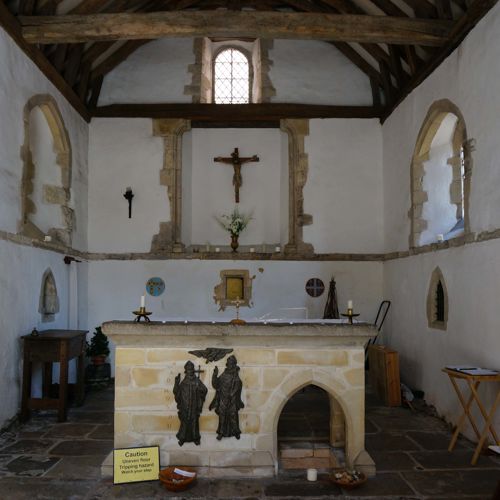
left=20, top=95, right=73, bottom=246
left=410, top=100, right=472, bottom=248
left=213, top=48, right=251, bottom=104
left=426, top=267, right=448, bottom=330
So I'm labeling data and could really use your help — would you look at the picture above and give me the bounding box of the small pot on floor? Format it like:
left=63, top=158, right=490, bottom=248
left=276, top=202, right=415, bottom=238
left=91, top=354, right=107, bottom=365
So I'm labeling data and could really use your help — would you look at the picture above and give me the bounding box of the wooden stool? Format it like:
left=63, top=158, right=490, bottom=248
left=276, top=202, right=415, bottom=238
left=443, top=368, right=500, bottom=465
left=21, top=329, right=87, bottom=422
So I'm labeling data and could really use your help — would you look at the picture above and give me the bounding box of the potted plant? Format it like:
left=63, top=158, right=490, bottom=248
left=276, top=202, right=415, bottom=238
left=215, top=207, right=252, bottom=252
left=86, top=326, right=110, bottom=365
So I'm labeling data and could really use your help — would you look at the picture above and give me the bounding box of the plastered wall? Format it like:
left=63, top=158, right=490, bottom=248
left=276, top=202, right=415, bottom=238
left=87, top=119, right=385, bottom=254
left=98, top=39, right=372, bottom=105
left=0, top=26, right=89, bottom=427
left=382, top=4, right=500, bottom=440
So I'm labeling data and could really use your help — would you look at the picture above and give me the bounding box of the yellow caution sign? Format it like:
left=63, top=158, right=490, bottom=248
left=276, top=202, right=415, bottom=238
left=113, top=446, right=160, bottom=484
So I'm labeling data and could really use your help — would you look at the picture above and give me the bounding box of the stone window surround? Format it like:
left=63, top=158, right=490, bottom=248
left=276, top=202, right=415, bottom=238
left=151, top=118, right=314, bottom=256
left=19, top=94, right=74, bottom=247
left=185, top=38, right=276, bottom=104
left=409, top=99, right=473, bottom=249
left=426, top=266, right=448, bottom=331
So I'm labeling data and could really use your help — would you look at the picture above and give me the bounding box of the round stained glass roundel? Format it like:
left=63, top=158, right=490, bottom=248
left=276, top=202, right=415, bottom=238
left=146, top=277, right=165, bottom=297
left=305, top=278, right=325, bottom=298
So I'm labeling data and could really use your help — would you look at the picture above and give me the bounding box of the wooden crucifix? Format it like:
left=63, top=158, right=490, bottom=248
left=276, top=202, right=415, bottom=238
left=214, top=147, right=259, bottom=203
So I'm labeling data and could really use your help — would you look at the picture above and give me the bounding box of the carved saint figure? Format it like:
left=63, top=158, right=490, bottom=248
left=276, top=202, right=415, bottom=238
left=209, top=355, right=244, bottom=440
left=173, top=361, right=208, bottom=446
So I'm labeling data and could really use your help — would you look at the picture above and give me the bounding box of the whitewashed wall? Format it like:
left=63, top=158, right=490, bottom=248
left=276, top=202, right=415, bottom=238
left=88, top=259, right=384, bottom=372
left=382, top=4, right=500, bottom=439
left=0, top=26, right=89, bottom=428
left=305, top=119, right=384, bottom=253
left=87, top=119, right=385, bottom=253
left=87, top=119, right=165, bottom=253
left=98, top=38, right=372, bottom=105
left=269, top=40, right=372, bottom=105
left=189, top=128, right=283, bottom=246
left=99, top=39, right=194, bottom=105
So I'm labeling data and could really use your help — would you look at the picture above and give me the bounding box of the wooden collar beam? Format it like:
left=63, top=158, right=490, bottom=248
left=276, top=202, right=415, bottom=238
left=91, top=103, right=382, bottom=120
left=19, top=11, right=453, bottom=46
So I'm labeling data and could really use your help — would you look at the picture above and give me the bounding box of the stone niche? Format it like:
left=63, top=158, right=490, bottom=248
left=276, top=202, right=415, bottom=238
left=103, top=321, right=376, bottom=478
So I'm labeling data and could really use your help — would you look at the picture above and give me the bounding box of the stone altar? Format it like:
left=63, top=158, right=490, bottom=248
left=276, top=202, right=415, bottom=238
left=102, top=320, right=376, bottom=477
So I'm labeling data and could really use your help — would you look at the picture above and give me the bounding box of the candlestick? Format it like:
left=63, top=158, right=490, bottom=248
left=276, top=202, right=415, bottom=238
left=342, top=300, right=360, bottom=324
left=133, top=306, right=152, bottom=322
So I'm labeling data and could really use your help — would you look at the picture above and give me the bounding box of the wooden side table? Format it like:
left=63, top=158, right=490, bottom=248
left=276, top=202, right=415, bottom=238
left=21, top=329, right=87, bottom=422
left=443, top=368, right=500, bottom=465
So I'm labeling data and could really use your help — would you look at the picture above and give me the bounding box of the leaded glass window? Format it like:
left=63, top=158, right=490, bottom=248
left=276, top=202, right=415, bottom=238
left=213, top=48, right=250, bottom=104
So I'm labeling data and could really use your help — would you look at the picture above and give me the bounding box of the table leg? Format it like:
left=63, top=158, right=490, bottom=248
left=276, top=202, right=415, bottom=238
left=58, top=343, right=69, bottom=422
left=20, top=348, right=32, bottom=422
left=471, top=390, right=500, bottom=465
left=470, top=381, right=500, bottom=444
left=448, top=377, right=481, bottom=451
left=76, top=353, right=85, bottom=406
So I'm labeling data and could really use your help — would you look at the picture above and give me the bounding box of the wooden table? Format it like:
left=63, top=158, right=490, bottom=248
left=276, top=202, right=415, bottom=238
left=21, top=329, right=87, bottom=422
left=443, top=368, right=500, bottom=465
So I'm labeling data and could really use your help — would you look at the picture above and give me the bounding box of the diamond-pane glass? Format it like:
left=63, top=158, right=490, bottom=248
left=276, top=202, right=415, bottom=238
left=214, top=49, right=250, bottom=104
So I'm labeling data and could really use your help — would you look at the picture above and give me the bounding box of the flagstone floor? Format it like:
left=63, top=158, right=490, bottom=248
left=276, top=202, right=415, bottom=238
left=0, top=384, right=499, bottom=499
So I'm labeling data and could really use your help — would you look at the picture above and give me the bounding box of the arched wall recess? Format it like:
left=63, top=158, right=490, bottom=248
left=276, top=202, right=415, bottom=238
left=20, top=94, right=74, bottom=246
left=39, top=268, right=60, bottom=322
left=426, top=266, right=448, bottom=331
left=409, top=99, right=473, bottom=248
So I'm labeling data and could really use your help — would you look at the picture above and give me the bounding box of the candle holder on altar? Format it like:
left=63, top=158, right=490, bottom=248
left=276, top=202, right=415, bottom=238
left=341, top=308, right=360, bottom=324
left=230, top=297, right=246, bottom=325
left=133, top=306, right=152, bottom=322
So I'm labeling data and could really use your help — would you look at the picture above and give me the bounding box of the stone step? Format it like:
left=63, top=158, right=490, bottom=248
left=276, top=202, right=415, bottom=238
left=279, top=442, right=338, bottom=469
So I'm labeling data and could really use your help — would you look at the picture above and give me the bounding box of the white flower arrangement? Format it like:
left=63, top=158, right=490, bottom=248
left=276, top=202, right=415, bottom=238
left=215, top=207, right=252, bottom=236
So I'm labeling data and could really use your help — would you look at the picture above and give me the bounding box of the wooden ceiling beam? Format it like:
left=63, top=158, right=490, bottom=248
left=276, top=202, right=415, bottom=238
left=398, top=0, right=438, bottom=19
left=91, top=102, right=382, bottom=119
left=0, top=2, right=90, bottom=121
left=19, top=11, right=453, bottom=46
left=382, top=0, right=498, bottom=122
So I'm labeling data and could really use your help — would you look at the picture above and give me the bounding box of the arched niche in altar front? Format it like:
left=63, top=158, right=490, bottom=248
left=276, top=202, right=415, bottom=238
left=152, top=118, right=314, bottom=255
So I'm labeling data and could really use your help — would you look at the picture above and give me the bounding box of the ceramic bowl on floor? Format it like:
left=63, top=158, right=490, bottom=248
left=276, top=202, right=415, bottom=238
left=159, top=466, right=197, bottom=492
left=330, top=469, right=367, bottom=490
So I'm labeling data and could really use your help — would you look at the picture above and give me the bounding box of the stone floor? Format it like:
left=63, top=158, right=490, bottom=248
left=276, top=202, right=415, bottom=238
left=0, top=384, right=499, bottom=499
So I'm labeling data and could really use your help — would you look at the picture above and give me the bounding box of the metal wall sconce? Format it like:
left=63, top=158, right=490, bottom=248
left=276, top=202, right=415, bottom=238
left=123, top=187, right=134, bottom=218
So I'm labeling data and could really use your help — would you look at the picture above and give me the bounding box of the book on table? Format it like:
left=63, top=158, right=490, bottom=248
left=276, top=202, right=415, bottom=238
left=446, top=365, right=499, bottom=376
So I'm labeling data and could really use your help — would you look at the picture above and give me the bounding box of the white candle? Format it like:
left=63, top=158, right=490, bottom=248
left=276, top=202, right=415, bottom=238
left=275, top=246, right=281, bottom=253
left=250, top=247, right=255, bottom=253
left=307, top=468, right=317, bottom=481
left=437, top=234, right=444, bottom=242
left=141, top=295, right=145, bottom=308
left=215, top=247, right=220, bottom=253
left=347, top=300, right=353, bottom=310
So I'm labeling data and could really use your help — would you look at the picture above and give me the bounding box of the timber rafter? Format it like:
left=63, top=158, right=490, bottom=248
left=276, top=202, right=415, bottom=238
left=0, top=0, right=496, bottom=123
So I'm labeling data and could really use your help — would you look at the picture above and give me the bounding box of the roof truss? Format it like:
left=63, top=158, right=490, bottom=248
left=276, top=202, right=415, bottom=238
left=0, top=0, right=496, bottom=123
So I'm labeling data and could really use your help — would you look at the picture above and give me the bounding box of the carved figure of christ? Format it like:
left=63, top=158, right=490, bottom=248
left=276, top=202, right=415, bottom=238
left=214, top=147, right=259, bottom=203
